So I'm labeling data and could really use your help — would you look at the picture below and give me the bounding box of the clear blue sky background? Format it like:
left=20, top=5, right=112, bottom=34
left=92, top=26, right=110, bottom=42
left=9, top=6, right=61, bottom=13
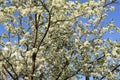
left=104, top=3, right=120, bottom=41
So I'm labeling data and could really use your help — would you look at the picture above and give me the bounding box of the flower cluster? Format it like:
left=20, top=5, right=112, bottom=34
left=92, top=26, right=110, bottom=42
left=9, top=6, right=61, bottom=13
left=0, top=0, right=119, bottom=80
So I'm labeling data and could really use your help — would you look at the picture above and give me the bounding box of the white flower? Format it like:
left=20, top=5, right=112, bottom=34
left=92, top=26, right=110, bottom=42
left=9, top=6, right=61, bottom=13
left=73, top=33, right=77, bottom=37
left=11, top=0, right=18, bottom=2
left=12, top=30, right=17, bottom=37
left=84, top=63, right=88, bottom=67
left=0, top=11, right=4, bottom=19
left=6, top=42, right=12, bottom=46
left=84, top=41, right=90, bottom=46
left=88, top=10, right=93, bottom=15
left=102, top=27, right=109, bottom=32
left=102, top=14, right=107, bottom=18
left=91, top=72, right=99, bottom=77
left=75, top=38, right=79, bottom=43
left=68, top=1, right=75, bottom=7
left=93, top=17, right=100, bottom=23
left=16, top=65, right=21, bottom=72
left=52, top=0, right=63, bottom=7
left=20, top=38, right=27, bottom=45
left=33, top=74, right=36, bottom=76
left=112, top=47, right=118, bottom=56
left=21, top=8, right=30, bottom=16
left=26, top=50, right=31, bottom=54
left=40, top=57, right=45, bottom=62
left=110, top=6, right=115, bottom=11
left=14, top=41, right=18, bottom=45
left=0, top=62, right=3, bottom=71
left=2, top=47, right=9, bottom=51
left=32, top=48, right=37, bottom=53
left=89, top=19, right=93, bottom=23
left=85, top=23, right=90, bottom=27
left=93, top=29, right=98, bottom=33
left=24, top=77, right=29, bottom=80
left=24, top=32, right=30, bottom=37
left=109, top=23, right=114, bottom=27
left=2, top=33, right=7, bottom=38
left=2, top=46, right=11, bottom=56
left=101, top=0, right=106, bottom=3
left=89, top=1, right=94, bottom=6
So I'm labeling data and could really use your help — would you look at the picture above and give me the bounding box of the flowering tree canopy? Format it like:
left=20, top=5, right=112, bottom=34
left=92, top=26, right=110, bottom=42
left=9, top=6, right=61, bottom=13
left=0, top=0, right=120, bottom=80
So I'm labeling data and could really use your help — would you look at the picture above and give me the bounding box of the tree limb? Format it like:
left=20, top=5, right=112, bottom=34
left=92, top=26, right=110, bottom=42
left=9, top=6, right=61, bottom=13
left=3, top=64, right=16, bottom=80
left=100, top=64, right=120, bottom=80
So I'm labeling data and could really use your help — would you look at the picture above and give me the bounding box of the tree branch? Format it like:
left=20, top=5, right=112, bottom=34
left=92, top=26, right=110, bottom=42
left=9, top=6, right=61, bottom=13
left=55, top=59, right=69, bottom=80
left=30, top=14, right=39, bottom=80
left=6, top=59, right=18, bottom=79
left=3, top=64, right=16, bottom=80
left=30, top=1, right=52, bottom=80
left=103, top=0, right=117, bottom=7
left=64, top=68, right=81, bottom=80
left=100, top=64, right=120, bottom=80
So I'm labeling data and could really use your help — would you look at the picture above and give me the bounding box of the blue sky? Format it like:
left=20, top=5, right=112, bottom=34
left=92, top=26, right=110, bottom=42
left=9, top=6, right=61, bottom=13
left=104, top=3, right=120, bottom=41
